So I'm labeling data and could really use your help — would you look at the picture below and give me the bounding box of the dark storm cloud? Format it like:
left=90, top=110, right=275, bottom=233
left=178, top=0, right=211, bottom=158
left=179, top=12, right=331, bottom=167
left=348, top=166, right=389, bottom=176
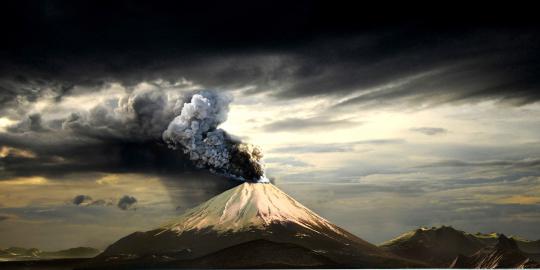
left=0, top=1, right=539, bottom=114
left=262, top=116, right=360, bottom=132
left=117, top=195, right=137, bottom=210
left=0, top=132, right=193, bottom=181
left=410, top=127, right=448, bottom=136
left=7, top=114, right=50, bottom=133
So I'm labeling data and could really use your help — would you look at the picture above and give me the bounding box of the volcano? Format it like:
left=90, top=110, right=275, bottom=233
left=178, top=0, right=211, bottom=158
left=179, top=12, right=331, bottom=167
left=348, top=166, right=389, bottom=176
left=89, top=182, right=420, bottom=268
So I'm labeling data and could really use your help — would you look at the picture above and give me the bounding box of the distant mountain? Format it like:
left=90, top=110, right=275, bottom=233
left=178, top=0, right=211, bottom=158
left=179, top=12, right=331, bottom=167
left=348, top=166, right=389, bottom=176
left=471, top=232, right=540, bottom=258
left=515, top=239, right=540, bottom=255
left=379, top=226, right=485, bottom=266
left=450, top=235, right=540, bottom=268
left=41, top=247, right=101, bottom=259
left=0, top=246, right=100, bottom=261
left=89, top=182, right=421, bottom=268
left=380, top=226, right=540, bottom=268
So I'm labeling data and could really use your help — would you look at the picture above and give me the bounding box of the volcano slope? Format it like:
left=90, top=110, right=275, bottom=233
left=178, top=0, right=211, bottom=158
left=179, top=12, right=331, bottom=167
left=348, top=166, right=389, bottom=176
left=88, top=182, right=421, bottom=268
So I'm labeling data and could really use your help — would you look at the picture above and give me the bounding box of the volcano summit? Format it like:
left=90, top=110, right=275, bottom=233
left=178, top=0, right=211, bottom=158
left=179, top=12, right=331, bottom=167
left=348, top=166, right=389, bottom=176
left=89, top=183, right=420, bottom=268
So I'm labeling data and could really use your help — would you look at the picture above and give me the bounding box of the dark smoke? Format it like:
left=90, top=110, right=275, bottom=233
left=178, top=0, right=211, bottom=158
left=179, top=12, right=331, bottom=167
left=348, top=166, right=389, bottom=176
left=163, top=91, right=267, bottom=182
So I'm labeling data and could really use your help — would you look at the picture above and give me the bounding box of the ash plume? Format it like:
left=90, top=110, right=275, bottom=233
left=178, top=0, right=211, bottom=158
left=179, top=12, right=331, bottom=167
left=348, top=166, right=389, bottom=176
left=163, top=91, right=267, bottom=182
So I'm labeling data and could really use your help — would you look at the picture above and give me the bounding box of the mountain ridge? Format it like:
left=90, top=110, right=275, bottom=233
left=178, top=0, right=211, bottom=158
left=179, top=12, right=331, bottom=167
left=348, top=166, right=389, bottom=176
left=381, top=225, right=540, bottom=268
left=0, top=246, right=100, bottom=261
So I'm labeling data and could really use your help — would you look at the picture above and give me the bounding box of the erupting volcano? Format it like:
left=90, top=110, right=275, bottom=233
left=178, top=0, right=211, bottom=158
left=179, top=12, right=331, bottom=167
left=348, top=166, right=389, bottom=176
left=87, top=183, right=420, bottom=268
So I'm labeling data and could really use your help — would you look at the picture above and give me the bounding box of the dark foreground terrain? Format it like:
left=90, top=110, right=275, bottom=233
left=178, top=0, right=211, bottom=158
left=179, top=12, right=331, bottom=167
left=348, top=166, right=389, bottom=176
left=0, top=258, right=89, bottom=270
left=2, top=226, right=540, bottom=269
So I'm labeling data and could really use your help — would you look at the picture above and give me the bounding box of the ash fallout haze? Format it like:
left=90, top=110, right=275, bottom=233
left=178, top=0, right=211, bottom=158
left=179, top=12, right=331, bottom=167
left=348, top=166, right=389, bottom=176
left=1, top=1, right=540, bottom=269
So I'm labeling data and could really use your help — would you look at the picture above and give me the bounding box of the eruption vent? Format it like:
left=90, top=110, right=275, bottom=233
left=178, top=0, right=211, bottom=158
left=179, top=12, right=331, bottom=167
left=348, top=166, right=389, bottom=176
left=163, top=91, right=267, bottom=182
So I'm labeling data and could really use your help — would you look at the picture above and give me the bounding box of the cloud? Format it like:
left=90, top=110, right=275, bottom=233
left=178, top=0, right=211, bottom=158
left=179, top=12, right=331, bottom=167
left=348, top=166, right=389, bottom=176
left=0, top=146, right=36, bottom=159
left=273, top=144, right=353, bottom=153
left=0, top=2, right=539, bottom=116
left=262, top=116, right=360, bottom=132
left=410, top=127, right=447, bottom=135
left=272, top=139, right=405, bottom=153
left=8, top=114, right=50, bottom=133
left=496, top=195, right=540, bottom=205
left=265, top=157, right=311, bottom=167
left=0, top=176, right=47, bottom=185
left=419, top=158, right=540, bottom=168
left=72, top=195, right=113, bottom=207
left=117, top=195, right=137, bottom=210
left=89, top=199, right=112, bottom=206
left=96, top=174, right=120, bottom=185
left=72, top=195, right=93, bottom=206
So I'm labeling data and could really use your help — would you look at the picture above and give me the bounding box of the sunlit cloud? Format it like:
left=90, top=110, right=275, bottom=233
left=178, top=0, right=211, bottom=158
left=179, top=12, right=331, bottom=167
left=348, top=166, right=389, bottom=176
left=0, top=117, right=16, bottom=132
left=496, top=195, right=540, bottom=205
left=0, top=176, right=47, bottom=185
left=96, top=174, right=120, bottom=185
left=0, top=146, right=37, bottom=158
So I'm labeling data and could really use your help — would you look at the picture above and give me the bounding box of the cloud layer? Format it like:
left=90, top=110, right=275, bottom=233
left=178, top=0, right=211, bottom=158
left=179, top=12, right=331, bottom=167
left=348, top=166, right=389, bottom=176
left=1, top=2, right=539, bottom=116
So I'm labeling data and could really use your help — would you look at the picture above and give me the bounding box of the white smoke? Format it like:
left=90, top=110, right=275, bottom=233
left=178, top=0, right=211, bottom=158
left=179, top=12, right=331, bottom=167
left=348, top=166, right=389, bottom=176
left=163, top=90, right=268, bottom=182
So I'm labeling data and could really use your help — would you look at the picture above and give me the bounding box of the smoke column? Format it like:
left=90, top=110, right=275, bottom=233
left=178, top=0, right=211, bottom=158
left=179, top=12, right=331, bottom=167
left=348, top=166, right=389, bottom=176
left=163, top=90, right=268, bottom=183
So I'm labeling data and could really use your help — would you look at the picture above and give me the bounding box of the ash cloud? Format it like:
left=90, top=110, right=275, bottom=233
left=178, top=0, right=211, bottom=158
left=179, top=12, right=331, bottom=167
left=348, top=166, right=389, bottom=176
left=163, top=91, right=267, bottom=182
left=60, top=86, right=187, bottom=141
left=0, top=86, right=266, bottom=186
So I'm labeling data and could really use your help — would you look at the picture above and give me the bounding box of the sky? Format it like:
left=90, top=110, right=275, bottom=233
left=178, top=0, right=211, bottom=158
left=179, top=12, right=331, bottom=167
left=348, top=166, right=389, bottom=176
left=1, top=1, right=540, bottom=250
